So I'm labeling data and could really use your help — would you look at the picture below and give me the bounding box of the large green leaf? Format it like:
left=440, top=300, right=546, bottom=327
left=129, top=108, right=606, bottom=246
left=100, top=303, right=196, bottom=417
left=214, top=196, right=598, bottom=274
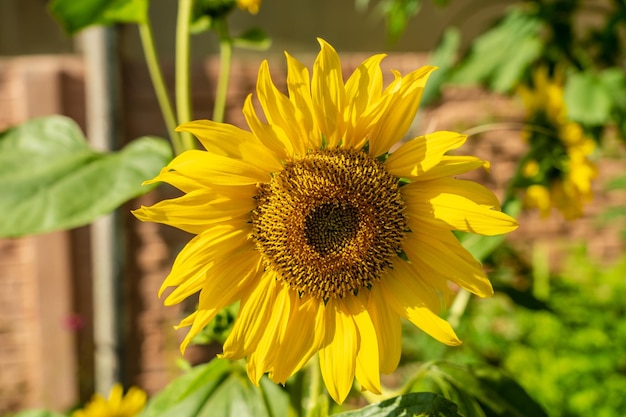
left=139, top=359, right=292, bottom=417
left=332, top=392, right=462, bottom=417
left=49, top=0, right=149, bottom=35
left=0, top=115, right=172, bottom=237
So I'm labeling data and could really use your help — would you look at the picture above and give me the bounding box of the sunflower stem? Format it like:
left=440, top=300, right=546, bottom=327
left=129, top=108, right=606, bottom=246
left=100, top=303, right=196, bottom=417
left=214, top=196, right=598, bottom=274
left=447, top=288, right=471, bottom=329
left=175, top=0, right=198, bottom=153
left=137, top=19, right=182, bottom=154
left=212, top=18, right=233, bottom=124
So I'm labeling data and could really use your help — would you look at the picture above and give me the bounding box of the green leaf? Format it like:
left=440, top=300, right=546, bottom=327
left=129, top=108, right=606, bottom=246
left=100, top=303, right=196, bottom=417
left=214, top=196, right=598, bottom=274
left=49, top=0, right=149, bottom=35
left=598, top=68, right=626, bottom=112
left=421, top=27, right=461, bottom=106
left=233, top=28, right=272, bottom=51
left=332, top=392, right=462, bottom=417
left=450, top=8, right=543, bottom=92
left=412, top=362, right=549, bottom=417
left=493, top=284, right=552, bottom=311
left=0, top=115, right=172, bottom=237
left=139, top=359, right=292, bottom=417
left=12, top=411, right=67, bottom=417
left=564, top=72, right=613, bottom=126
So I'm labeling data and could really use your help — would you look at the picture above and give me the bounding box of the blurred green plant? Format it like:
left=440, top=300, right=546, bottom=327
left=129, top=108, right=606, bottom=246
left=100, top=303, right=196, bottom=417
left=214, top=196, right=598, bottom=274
left=399, top=244, right=626, bottom=417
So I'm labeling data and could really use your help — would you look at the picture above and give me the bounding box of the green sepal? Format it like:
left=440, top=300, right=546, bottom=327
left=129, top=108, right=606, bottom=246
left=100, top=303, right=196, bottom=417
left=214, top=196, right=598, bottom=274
left=233, top=28, right=272, bottom=51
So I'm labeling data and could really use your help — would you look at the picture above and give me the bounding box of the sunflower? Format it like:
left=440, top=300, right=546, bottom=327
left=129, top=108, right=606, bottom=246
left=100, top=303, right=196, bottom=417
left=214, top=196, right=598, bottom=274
left=72, top=384, right=146, bottom=417
left=237, top=0, right=261, bottom=14
left=518, top=67, right=598, bottom=220
left=133, top=39, right=518, bottom=404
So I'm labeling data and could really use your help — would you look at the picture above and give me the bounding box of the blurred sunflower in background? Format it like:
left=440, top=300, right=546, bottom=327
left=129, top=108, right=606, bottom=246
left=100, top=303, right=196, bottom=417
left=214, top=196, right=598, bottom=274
left=237, top=0, right=261, bottom=14
left=72, top=384, right=146, bottom=417
left=518, top=67, right=598, bottom=220
left=133, top=39, right=518, bottom=404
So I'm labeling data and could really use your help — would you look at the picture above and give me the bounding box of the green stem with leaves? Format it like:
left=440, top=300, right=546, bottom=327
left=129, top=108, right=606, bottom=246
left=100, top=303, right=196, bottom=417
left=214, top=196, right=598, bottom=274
left=137, top=19, right=182, bottom=154
left=212, top=18, right=233, bottom=124
left=175, top=0, right=197, bottom=152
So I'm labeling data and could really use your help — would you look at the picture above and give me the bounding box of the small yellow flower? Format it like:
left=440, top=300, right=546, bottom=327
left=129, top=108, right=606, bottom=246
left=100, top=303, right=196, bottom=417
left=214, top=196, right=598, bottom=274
left=134, top=39, right=518, bottom=404
left=525, top=184, right=552, bottom=217
left=237, top=0, right=261, bottom=14
left=72, top=384, right=147, bottom=417
left=522, top=160, right=540, bottom=178
left=518, top=67, right=597, bottom=220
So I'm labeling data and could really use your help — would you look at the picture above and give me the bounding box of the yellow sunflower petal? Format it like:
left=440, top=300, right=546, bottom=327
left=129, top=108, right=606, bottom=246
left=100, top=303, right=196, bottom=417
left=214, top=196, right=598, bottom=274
left=256, top=60, right=307, bottom=156
left=178, top=254, right=263, bottom=353
left=344, top=294, right=381, bottom=395
left=402, top=178, right=518, bottom=235
left=242, top=93, right=294, bottom=160
left=312, top=38, right=346, bottom=147
left=132, top=188, right=254, bottom=235
left=143, top=167, right=205, bottom=193
left=367, top=285, right=402, bottom=374
left=167, top=149, right=271, bottom=185
left=368, top=66, right=437, bottom=157
left=247, top=280, right=293, bottom=384
left=159, top=226, right=248, bottom=296
left=343, top=53, right=386, bottom=148
left=319, top=298, right=357, bottom=404
left=270, top=295, right=325, bottom=383
left=165, top=237, right=258, bottom=306
left=403, top=231, right=494, bottom=297
left=413, top=155, right=490, bottom=182
left=285, top=52, right=320, bottom=150
left=176, top=119, right=283, bottom=173
left=380, top=264, right=461, bottom=346
left=385, top=131, right=468, bottom=178
left=222, top=271, right=279, bottom=360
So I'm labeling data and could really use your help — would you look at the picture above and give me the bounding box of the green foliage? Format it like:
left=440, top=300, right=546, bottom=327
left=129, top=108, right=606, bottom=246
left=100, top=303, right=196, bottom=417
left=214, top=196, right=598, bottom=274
left=354, top=0, right=449, bottom=44
left=191, top=303, right=239, bottom=346
left=138, top=359, right=292, bottom=417
left=11, top=411, right=67, bottom=417
left=333, top=392, right=462, bottom=417
left=448, top=8, right=543, bottom=93
left=564, top=71, right=617, bottom=126
left=49, top=0, right=148, bottom=35
left=0, top=116, right=172, bottom=237
left=405, top=362, right=549, bottom=417
left=421, top=27, right=460, bottom=106
left=406, top=245, right=626, bottom=417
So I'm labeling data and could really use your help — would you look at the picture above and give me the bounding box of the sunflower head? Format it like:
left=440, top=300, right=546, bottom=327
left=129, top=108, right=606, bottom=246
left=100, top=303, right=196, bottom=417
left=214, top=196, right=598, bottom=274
left=133, top=39, right=518, bottom=404
left=72, top=384, right=147, bottom=417
left=517, top=67, right=598, bottom=220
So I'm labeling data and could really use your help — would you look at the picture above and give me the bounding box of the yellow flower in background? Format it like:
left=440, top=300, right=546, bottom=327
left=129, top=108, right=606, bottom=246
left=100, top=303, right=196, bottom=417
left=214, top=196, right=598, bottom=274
left=518, top=67, right=598, bottom=220
left=72, top=384, right=147, bottom=417
left=133, top=39, right=518, bottom=404
left=237, top=0, right=261, bottom=14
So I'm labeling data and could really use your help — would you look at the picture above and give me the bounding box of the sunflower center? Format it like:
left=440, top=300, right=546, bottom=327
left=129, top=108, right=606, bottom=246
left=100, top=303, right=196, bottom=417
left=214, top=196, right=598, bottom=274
left=251, top=147, right=406, bottom=300
left=304, top=202, right=359, bottom=255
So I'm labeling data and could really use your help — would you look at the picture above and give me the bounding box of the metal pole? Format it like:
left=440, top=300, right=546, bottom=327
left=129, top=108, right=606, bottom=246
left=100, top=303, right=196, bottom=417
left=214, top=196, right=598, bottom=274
left=80, top=26, right=122, bottom=394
